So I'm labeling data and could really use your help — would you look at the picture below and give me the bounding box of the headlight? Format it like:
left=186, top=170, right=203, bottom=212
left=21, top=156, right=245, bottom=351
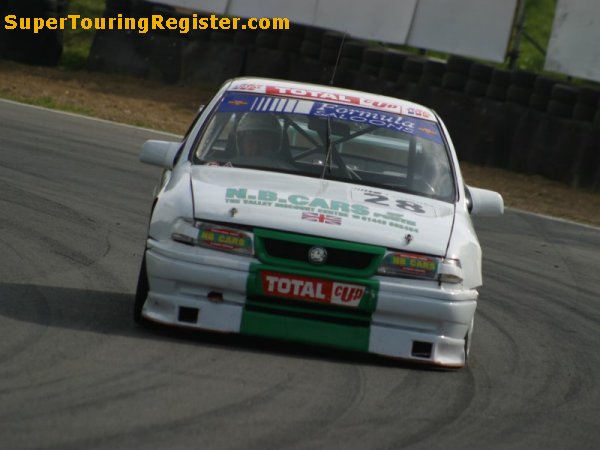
left=438, top=258, right=463, bottom=283
left=377, top=252, right=463, bottom=284
left=171, top=219, right=254, bottom=256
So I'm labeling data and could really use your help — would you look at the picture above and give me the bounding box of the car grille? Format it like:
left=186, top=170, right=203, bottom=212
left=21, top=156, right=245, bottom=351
left=262, top=237, right=375, bottom=270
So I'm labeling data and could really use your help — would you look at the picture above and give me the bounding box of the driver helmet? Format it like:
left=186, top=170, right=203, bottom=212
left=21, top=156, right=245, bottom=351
left=236, top=113, right=283, bottom=157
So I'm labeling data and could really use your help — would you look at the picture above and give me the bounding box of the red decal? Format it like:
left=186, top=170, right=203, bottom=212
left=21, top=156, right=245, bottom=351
left=266, top=86, right=362, bottom=105
left=301, top=212, right=342, bottom=225
left=261, top=271, right=365, bottom=307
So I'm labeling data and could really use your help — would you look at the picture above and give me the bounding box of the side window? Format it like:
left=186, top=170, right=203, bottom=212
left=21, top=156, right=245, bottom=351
left=196, top=113, right=237, bottom=160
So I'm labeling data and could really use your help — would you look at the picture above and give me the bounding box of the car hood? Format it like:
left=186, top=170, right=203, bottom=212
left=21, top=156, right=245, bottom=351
left=190, top=166, right=455, bottom=256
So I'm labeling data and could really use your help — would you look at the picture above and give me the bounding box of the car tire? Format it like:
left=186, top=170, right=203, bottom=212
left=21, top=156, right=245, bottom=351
left=446, top=55, right=472, bottom=75
left=442, top=72, right=467, bottom=91
left=468, top=63, right=493, bottom=83
left=465, top=79, right=488, bottom=97
left=506, top=85, right=532, bottom=105
left=134, top=253, right=150, bottom=325
left=464, top=318, right=474, bottom=362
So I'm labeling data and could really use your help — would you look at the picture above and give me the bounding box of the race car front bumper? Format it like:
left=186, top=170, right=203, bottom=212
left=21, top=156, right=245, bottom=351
left=143, top=238, right=478, bottom=367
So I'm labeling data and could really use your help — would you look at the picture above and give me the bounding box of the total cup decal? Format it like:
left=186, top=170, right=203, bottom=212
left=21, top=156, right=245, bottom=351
left=228, top=82, right=435, bottom=121
left=261, top=271, right=366, bottom=307
left=225, top=187, right=420, bottom=233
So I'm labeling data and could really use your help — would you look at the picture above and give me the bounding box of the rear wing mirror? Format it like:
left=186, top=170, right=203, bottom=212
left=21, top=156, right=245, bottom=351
left=140, top=140, right=181, bottom=169
left=466, top=186, right=504, bottom=217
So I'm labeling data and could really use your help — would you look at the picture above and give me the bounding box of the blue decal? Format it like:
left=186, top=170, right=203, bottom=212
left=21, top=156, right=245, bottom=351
left=219, top=93, right=442, bottom=144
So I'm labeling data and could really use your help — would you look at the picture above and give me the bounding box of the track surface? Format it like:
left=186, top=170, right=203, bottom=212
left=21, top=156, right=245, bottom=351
left=1, top=100, right=599, bottom=450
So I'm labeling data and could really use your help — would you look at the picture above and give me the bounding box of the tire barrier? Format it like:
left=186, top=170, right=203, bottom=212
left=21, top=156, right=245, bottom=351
left=0, top=0, right=67, bottom=66
left=6, top=0, right=597, bottom=192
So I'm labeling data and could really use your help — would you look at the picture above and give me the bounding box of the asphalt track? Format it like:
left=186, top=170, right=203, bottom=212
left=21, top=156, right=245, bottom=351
left=1, top=100, right=599, bottom=450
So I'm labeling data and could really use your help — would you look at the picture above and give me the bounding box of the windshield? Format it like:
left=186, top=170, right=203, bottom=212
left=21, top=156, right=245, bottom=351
left=193, top=93, right=455, bottom=202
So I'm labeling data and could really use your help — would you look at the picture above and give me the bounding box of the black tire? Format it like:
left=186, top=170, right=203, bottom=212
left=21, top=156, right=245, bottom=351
left=382, top=50, right=407, bottom=69
left=468, top=63, right=493, bottom=82
left=534, top=76, right=558, bottom=95
left=286, top=24, right=306, bottom=38
left=506, top=85, right=532, bottom=105
left=397, top=72, right=421, bottom=86
left=486, top=84, right=507, bottom=101
left=419, top=74, right=443, bottom=87
left=211, top=31, right=234, bottom=43
left=278, top=35, right=302, bottom=52
left=233, top=30, right=256, bottom=45
left=299, top=40, right=320, bottom=58
left=465, top=79, right=488, bottom=97
left=594, top=110, right=600, bottom=128
left=464, top=318, right=474, bottom=364
left=322, top=31, right=345, bottom=49
left=359, top=63, right=380, bottom=76
left=446, top=55, right=472, bottom=75
left=529, top=93, right=549, bottom=111
left=547, top=100, right=574, bottom=118
left=134, top=253, right=150, bottom=325
left=255, top=31, right=280, bottom=49
left=341, top=41, right=366, bottom=60
left=511, top=69, right=537, bottom=87
left=490, top=68, right=512, bottom=87
left=572, top=103, right=595, bottom=121
left=303, top=25, right=327, bottom=43
left=363, top=47, right=386, bottom=66
left=338, top=57, right=360, bottom=70
left=551, top=84, right=578, bottom=104
left=442, top=72, right=467, bottom=91
left=423, top=59, right=446, bottom=76
left=379, top=67, right=400, bottom=82
left=403, top=57, right=425, bottom=75
left=578, top=86, right=600, bottom=106
left=319, top=47, right=338, bottom=64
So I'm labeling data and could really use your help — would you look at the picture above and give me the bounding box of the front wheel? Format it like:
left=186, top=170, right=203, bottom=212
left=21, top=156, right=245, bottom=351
left=464, top=317, right=474, bottom=363
left=133, top=253, right=150, bottom=325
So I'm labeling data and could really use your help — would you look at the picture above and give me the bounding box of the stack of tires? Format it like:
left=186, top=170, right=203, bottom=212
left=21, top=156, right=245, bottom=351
left=0, top=0, right=68, bottom=66
left=323, top=39, right=366, bottom=88
left=89, top=1, right=183, bottom=82
left=396, top=57, right=426, bottom=97
left=376, top=49, right=408, bottom=95
left=529, top=76, right=558, bottom=111
left=577, top=88, right=600, bottom=189
left=243, top=27, right=303, bottom=79
left=465, top=63, right=493, bottom=97
left=353, top=47, right=386, bottom=90
left=316, top=32, right=345, bottom=85
left=506, top=70, right=537, bottom=106
left=287, top=26, right=327, bottom=83
left=441, top=56, right=471, bottom=92
left=181, top=22, right=245, bottom=85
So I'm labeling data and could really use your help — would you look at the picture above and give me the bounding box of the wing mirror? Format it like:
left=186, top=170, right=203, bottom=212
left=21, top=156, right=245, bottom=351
left=466, top=186, right=504, bottom=217
left=140, top=140, right=181, bottom=169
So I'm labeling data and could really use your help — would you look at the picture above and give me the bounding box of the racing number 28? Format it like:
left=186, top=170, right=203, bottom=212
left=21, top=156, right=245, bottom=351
left=363, top=193, right=426, bottom=214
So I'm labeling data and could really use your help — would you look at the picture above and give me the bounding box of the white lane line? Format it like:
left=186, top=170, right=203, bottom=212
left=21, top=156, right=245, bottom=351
left=508, top=208, right=600, bottom=231
left=0, top=98, right=182, bottom=139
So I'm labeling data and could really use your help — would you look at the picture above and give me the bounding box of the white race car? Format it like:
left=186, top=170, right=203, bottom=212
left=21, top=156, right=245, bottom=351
left=135, top=77, right=503, bottom=368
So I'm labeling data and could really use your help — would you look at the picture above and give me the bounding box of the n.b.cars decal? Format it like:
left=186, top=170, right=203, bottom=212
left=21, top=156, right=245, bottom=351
left=225, top=187, right=419, bottom=233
